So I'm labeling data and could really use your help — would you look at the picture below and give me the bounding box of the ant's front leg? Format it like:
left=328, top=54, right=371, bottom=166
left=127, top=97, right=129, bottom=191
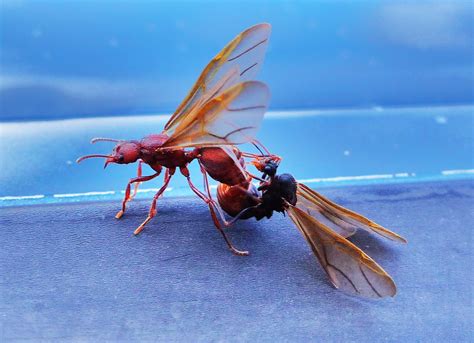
left=115, top=164, right=162, bottom=219
left=133, top=167, right=175, bottom=235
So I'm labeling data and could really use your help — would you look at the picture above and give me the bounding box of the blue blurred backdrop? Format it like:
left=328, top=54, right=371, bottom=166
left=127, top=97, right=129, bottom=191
left=2, top=3, right=474, bottom=341
left=1, top=0, right=473, bottom=121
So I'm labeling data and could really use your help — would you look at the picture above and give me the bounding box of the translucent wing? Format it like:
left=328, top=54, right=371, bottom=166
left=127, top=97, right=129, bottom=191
left=164, top=23, right=271, bottom=132
left=287, top=205, right=397, bottom=298
left=164, top=67, right=240, bottom=138
left=162, top=81, right=269, bottom=149
left=296, top=183, right=407, bottom=243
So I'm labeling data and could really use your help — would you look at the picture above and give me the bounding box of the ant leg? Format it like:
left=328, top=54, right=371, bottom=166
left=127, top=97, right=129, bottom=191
left=198, top=163, right=234, bottom=226
left=180, top=166, right=249, bottom=256
left=197, top=162, right=262, bottom=230
left=115, top=165, right=162, bottom=219
left=134, top=168, right=175, bottom=235
left=226, top=204, right=260, bottom=226
left=245, top=171, right=266, bottom=183
left=130, top=160, right=143, bottom=199
left=218, top=185, right=262, bottom=230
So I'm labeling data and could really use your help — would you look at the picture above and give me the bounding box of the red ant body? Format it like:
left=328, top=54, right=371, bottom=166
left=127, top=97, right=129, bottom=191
left=77, top=23, right=272, bottom=255
left=78, top=137, right=259, bottom=255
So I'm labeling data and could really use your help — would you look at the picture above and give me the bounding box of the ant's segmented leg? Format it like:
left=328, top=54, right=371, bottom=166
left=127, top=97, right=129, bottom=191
left=134, top=168, right=175, bottom=235
left=130, top=160, right=144, bottom=199
left=115, top=163, right=162, bottom=219
left=245, top=171, right=265, bottom=183
left=227, top=204, right=261, bottom=226
left=197, top=162, right=262, bottom=230
left=180, top=166, right=249, bottom=256
left=198, top=163, right=232, bottom=225
left=218, top=184, right=263, bottom=230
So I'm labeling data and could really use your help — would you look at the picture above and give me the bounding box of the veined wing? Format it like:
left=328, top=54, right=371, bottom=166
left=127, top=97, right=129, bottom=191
left=162, top=81, right=269, bottom=149
left=287, top=205, right=397, bottom=298
left=164, top=67, right=240, bottom=138
left=296, top=183, right=407, bottom=243
left=164, top=23, right=271, bottom=132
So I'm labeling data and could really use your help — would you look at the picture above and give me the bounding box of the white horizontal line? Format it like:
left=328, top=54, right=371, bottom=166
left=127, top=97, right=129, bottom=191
left=2, top=168, right=473, bottom=203
left=120, top=187, right=173, bottom=194
left=263, top=104, right=473, bottom=119
left=0, top=194, right=45, bottom=201
left=394, top=173, right=409, bottom=177
left=298, top=174, right=394, bottom=183
left=53, top=191, right=115, bottom=198
left=441, top=169, right=474, bottom=176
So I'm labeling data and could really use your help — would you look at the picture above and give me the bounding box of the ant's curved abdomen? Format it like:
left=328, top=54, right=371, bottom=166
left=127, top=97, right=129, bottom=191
left=217, top=182, right=260, bottom=218
left=199, top=147, right=247, bottom=186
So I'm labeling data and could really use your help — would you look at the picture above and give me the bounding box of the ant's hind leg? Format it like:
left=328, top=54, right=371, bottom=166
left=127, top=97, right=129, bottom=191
left=181, top=166, right=249, bottom=256
left=134, top=168, right=175, bottom=235
left=198, top=163, right=234, bottom=226
left=115, top=164, right=162, bottom=219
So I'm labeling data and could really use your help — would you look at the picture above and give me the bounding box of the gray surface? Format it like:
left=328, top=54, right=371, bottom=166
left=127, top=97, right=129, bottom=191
left=1, top=180, right=473, bottom=342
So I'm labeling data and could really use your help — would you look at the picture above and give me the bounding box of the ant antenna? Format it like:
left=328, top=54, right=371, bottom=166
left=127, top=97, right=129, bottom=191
left=76, top=154, right=112, bottom=163
left=252, top=139, right=271, bottom=155
left=252, top=142, right=265, bottom=156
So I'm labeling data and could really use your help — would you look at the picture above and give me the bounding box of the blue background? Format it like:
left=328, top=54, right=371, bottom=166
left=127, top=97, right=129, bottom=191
left=1, top=2, right=473, bottom=341
left=1, top=0, right=473, bottom=121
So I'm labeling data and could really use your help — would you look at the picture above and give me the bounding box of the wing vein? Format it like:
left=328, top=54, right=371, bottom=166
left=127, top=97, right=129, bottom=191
left=323, top=243, right=360, bottom=294
left=240, top=62, right=258, bottom=76
left=359, top=265, right=382, bottom=298
left=227, top=105, right=266, bottom=112
left=301, top=219, right=360, bottom=294
left=227, top=39, right=268, bottom=62
left=208, top=126, right=255, bottom=141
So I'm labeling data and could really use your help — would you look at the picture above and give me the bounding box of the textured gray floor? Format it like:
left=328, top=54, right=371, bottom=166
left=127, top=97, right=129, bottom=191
left=1, top=180, right=473, bottom=342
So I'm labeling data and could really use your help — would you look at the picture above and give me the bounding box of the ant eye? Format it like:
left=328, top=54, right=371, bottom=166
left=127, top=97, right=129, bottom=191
left=118, top=154, right=125, bottom=162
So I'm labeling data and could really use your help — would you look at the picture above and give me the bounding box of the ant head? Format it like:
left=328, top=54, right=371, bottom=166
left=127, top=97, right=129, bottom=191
left=277, top=173, right=297, bottom=206
left=76, top=138, right=141, bottom=168
left=251, top=155, right=281, bottom=179
left=107, top=141, right=141, bottom=167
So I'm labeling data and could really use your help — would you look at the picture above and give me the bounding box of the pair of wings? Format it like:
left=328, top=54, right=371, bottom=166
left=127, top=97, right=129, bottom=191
left=287, top=183, right=407, bottom=298
left=160, top=23, right=271, bottom=149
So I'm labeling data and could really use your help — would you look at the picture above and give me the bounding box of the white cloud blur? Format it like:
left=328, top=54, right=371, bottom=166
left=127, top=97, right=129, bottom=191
left=378, top=2, right=472, bottom=49
left=0, top=73, right=144, bottom=99
left=0, top=72, right=190, bottom=118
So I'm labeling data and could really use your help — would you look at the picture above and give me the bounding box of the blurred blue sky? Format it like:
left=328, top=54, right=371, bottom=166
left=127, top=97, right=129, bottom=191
left=1, top=0, right=473, bottom=121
